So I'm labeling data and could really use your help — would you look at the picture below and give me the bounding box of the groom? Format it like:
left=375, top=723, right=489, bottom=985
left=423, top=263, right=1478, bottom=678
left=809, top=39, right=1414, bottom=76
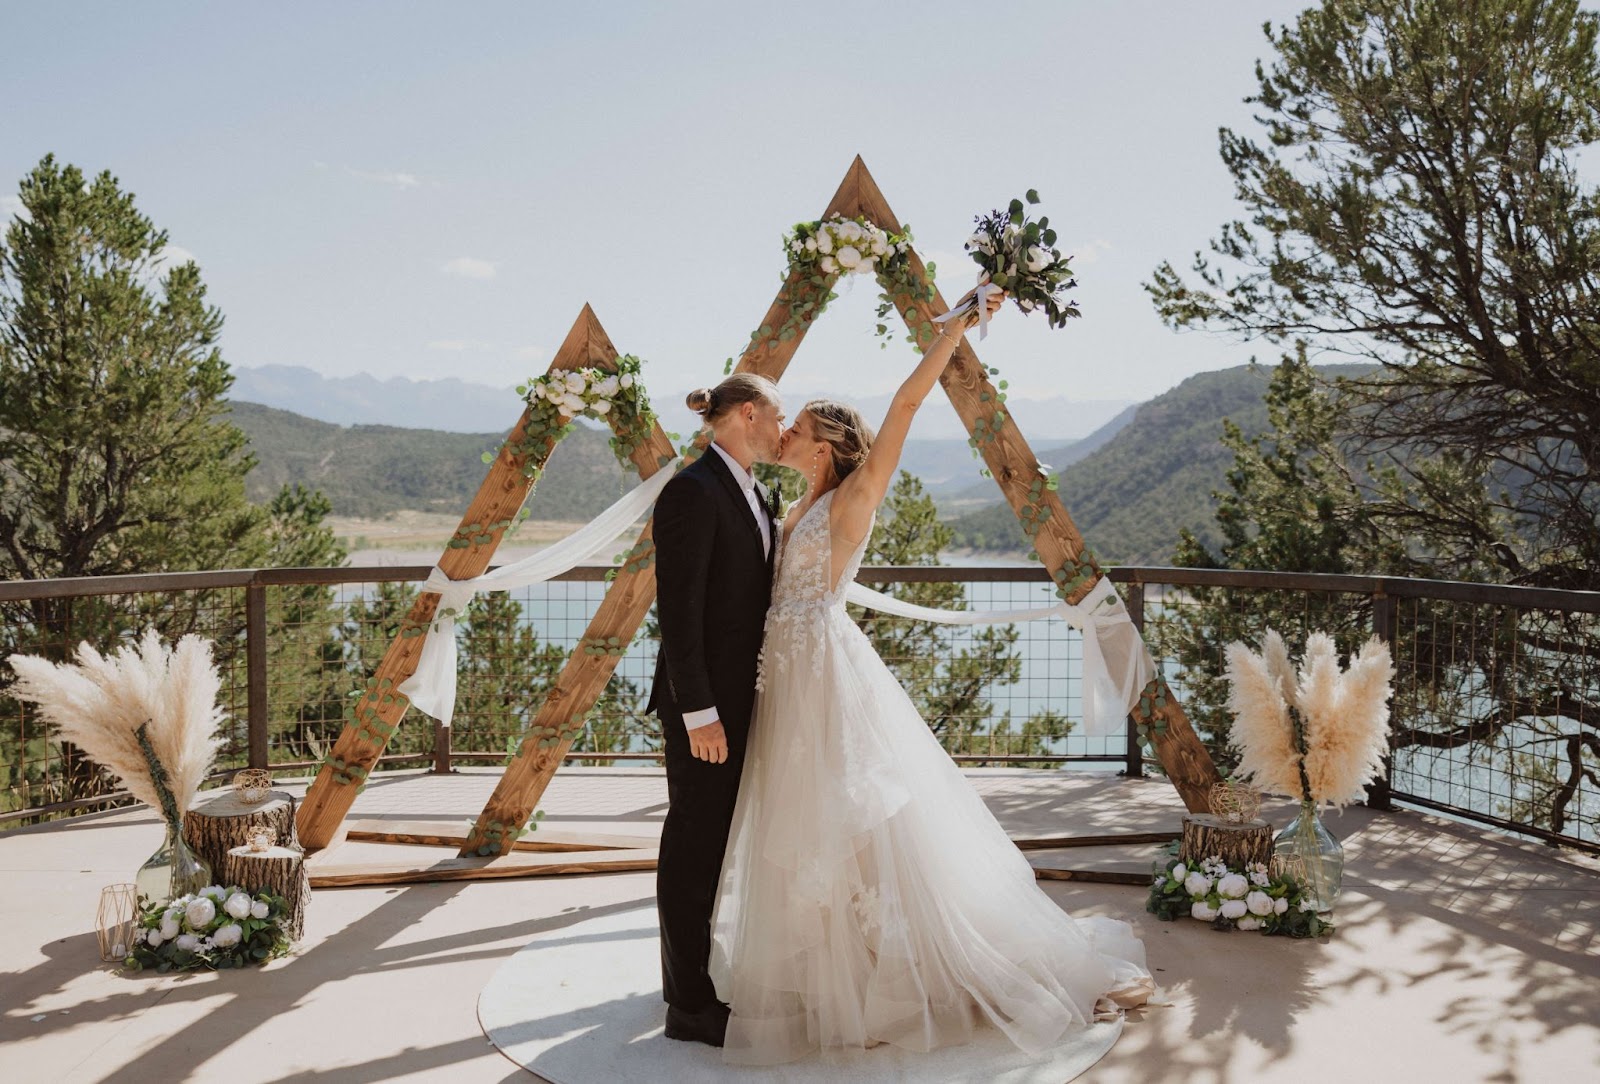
left=647, top=373, right=785, bottom=1047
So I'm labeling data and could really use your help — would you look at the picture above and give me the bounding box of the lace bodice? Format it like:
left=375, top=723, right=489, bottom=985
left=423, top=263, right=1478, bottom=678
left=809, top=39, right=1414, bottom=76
left=755, top=490, right=873, bottom=691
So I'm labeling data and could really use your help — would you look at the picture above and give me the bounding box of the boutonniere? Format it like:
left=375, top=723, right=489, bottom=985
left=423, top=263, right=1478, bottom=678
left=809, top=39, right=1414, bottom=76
left=767, top=487, right=788, bottom=521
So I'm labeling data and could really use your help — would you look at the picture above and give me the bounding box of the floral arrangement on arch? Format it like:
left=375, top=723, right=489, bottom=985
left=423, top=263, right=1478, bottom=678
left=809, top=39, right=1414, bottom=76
left=126, top=884, right=293, bottom=972
left=1146, top=852, right=1330, bottom=938
left=492, top=353, right=661, bottom=485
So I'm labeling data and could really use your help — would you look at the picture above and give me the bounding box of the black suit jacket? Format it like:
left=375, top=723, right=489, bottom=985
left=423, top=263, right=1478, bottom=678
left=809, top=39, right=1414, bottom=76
left=646, top=449, right=777, bottom=730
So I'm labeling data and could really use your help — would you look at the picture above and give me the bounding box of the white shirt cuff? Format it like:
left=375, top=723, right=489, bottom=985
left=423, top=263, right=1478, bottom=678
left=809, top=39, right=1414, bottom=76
left=682, top=706, right=720, bottom=730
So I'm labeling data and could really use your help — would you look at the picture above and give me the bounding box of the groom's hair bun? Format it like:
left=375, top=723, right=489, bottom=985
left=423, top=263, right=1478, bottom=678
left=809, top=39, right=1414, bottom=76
left=689, top=374, right=781, bottom=423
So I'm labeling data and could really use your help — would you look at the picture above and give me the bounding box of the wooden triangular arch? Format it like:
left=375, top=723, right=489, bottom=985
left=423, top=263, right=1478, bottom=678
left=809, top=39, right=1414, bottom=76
left=296, top=159, right=1220, bottom=868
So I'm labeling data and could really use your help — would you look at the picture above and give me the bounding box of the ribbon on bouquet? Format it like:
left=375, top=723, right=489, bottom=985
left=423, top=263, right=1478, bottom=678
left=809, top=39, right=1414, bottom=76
left=843, top=575, right=1153, bottom=737
left=396, top=458, right=683, bottom=727
left=930, top=278, right=996, bottom=341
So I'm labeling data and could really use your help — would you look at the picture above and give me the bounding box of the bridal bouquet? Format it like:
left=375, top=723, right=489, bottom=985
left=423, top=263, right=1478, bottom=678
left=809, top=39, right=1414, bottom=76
left=125, top=883, right=293, bottom=972
left=936, top=190, right=1079, bottom=338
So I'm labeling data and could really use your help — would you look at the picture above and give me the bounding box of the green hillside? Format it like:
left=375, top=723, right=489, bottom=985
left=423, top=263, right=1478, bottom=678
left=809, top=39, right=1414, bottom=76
left=947, top=365, right=1375, bottom=565
left=230, top=401, right=635, bottom=520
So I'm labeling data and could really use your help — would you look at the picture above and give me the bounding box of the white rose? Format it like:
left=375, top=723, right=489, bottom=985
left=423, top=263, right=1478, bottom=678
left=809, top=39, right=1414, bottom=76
left=564, top=371, right=586, bottom=393
left=1274, top=898, right=1289, bottom=915
left=967, top=232, right=987, bottom=249
left=871, top=237, right=887, bottom=256
left=859, top=258, right=876, bottom=275
left=225, top=892, right=254, bottom=920
left=1250, top=869, right=1270, bottom=887
left=185, top=897, right=216, bottom=930
left=1183, top=872, right=1212, bottom=898
left=1169, top=862, right=1188, bottom=882
left=159, top=916, right=181, bottom=941
left=1219, top=899, right=1248, bottom=920
left=1026, top=246, right=1049, bottom=272
left=250, top=901, right=270, bottom=920
left=818, top=255, right=837, bottom=274
left=146, top=931, right=164, bottom=948
left=591, top=400, right=612, bottom=414
left=619, top=372, right=635, bottom=389
left=174, top=933, right=201, bottom=953
left=595, top=375, right=620, bottom=397
left=1246, top=891, right=1275, bottom=917
left=212, top=923, right=244, bottom=948
left=1190, top=900, right=1217, bottom=921
left=816, top=231, right=833, bottom=254
left=804, top=237, right=817, bottom=253
left=1237, top=916, right=1262, bottom=931
left=201, top=886, right=228, bottom=901
left=1216, top=873, right=1249, bottom=899
left=835, top=245, right=861, bottom=270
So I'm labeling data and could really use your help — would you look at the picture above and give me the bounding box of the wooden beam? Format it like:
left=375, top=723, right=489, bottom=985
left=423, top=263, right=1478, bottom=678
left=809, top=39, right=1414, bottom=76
left=1011, top=832, right=1181, bottom=851
left=305, top=847, right=660, bottom=888
left=1032, top=868, right=1150, bottom=886
left=294, top=305, right=629, bottom=851
left=346, top=820, right=655, bottom=853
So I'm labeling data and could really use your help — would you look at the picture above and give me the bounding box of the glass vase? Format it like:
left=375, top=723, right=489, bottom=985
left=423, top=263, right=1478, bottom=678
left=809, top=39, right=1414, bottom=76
left=1273, top=800, right=1344, bottom=913
left=135, top=824, right=212, bottom=908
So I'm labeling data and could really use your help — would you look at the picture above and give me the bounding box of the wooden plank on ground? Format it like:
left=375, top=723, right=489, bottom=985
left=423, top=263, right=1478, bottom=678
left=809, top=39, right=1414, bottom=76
left=305, top=846, right=660, bottom=887
left=346, top=819, right=655, bottom=853
left=1032, top=868, right=1150, bottom=886
left=1011, top=831, right=1181, bottom=851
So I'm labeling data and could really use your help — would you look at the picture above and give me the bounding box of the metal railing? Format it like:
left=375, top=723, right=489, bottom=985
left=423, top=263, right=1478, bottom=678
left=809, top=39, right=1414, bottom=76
left=3, top=564, right=1597, bottom=853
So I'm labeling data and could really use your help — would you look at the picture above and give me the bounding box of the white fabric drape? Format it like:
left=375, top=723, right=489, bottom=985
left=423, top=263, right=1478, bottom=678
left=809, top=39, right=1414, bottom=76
left=396, top=459, right=682, bottom=727
left=844, top=575, right=1152, bottom=736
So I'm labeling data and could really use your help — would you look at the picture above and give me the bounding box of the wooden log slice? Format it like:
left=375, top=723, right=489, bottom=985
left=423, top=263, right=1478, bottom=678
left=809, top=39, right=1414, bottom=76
left=1178, top=814, right=1274, bottom=870
left=222, top=844, right=311, bottom=941
left=184, top=789, right=298, bottom=881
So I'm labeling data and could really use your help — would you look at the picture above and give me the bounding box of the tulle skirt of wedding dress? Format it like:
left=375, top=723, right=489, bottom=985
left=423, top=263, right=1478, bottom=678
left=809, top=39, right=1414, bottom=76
left=708, top=606, right=1154, bottom=1066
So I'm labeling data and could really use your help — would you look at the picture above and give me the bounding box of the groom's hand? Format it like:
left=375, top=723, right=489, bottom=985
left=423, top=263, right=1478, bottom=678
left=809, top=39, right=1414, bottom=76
left=688, top=720, right=728, bottom=764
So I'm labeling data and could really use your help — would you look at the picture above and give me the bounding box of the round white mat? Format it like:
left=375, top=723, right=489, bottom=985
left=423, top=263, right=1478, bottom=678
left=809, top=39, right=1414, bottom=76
left=478, top=902, right=1124, bottom=1083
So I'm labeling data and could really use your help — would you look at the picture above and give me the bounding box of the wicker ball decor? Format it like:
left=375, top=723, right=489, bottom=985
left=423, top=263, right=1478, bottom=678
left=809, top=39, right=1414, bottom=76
left=232, top=768, right=273, bottom=804
left=1209, top=780, right=1262, bottom=825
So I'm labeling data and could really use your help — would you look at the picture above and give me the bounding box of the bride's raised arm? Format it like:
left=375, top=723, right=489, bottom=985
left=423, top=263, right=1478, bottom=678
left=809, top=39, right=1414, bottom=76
left=832, top=287, right=1005, bottom=544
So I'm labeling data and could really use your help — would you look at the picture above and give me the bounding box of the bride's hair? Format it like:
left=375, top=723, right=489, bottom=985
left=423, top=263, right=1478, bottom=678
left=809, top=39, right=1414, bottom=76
left=686, top=374, right=780, bottom=423
left=803, top=399, right=875, bottom=482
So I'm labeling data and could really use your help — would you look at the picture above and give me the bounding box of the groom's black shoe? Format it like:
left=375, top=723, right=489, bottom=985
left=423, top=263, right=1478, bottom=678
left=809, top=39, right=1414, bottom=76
left=664, top=1001, right=730, bottom=1047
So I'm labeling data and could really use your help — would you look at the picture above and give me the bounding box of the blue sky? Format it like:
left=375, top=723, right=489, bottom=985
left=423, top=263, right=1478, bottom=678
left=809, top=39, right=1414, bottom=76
left=2, top=1, right=1311, bottom=432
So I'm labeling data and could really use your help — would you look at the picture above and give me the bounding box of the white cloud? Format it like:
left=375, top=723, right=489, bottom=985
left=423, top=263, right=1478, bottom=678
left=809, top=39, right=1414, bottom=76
left=441, top=256, right=496, bottom=280
left=1065, top=239, right=1113, bottom=266
left=427, top=338, right=495, bottom=352
left=157, top=244, right=199, bottom=267
left=515, top=345, right=546, bottom=362
left=345, top=166, right=422, bottom=190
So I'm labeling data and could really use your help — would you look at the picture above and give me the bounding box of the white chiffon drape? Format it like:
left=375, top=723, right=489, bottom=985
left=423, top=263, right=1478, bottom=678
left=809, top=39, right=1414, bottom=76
left=709, top=490, right=1155, bottom=1067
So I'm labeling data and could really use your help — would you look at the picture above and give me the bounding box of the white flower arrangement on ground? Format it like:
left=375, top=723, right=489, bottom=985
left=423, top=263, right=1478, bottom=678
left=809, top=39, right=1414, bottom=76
left=1146, top=851, right=1331, bottom=937
left=126, top=883, right=292, bottom=972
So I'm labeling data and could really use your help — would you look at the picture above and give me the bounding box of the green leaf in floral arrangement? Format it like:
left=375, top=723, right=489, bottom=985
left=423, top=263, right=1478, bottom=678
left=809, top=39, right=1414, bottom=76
left=1043, top=229, right=1057, bottom=247
left=1026, top=189, right=1040, bottom=204
left=1009, top=198, right=1024, bottom=216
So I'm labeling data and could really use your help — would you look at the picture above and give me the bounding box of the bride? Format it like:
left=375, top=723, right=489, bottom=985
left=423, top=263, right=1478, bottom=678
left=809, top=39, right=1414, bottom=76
left=707, top=289, right=1155, bottom=1066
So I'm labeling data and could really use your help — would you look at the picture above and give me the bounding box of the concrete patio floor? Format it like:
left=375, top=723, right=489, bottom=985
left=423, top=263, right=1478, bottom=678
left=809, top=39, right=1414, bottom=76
left=3, top=767, right=1598, bottom=1083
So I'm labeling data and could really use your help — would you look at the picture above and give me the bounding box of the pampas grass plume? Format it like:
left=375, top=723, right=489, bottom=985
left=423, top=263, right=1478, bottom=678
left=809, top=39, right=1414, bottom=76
left=1304, top=635, right=1395, bottom=806
left=6, top=630, right=225, bottom=817
left=1225, top=638, right=1304, bottom=798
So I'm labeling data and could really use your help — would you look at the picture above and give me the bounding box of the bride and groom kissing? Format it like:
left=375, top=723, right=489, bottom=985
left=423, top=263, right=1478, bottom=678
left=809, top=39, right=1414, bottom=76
left=645, top=289, right=1153, bottom=1067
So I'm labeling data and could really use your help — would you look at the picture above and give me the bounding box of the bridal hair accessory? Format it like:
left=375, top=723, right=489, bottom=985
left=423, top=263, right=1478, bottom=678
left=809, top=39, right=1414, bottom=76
left=933, top=189, right=1079, bottom=340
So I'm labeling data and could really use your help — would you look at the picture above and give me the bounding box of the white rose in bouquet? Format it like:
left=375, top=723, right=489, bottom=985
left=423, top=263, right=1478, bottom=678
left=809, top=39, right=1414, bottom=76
left=561, top=395, right=586, bottom=416
left=201, top=886, right=228, bottom=902
left=1183, top=871, right=1213, bottom=898
left=563, top=371, right=586, bottom=393
left=159, top=915, right=181, bottom=941
left=816, top=231, right=834, bottom=254
left=146, top=930, right=164, bottom=948
left=225, top=892, right=254, bottom=920
left=250, top=901, right=270, bottom=921
left=619, top=373, right=635, bottom=389
left=1169, top=862, right=1188, bottom=883
left=1216, top=873, right=1249, bottom=899
left=1025, top=246, right=1049, bottom=272
left=871, top=237, right=888, bottom=256
left=835, top=246, right=862, bottom=270
left=1246, top=891, right=1275, bottom=917
left=1237, top=916, right=1262, bottom=931
left=591, top=400, right=612, bottom=414
left=1190, top=900, right=1218, bottom=921
left=819, top=255, right=838, bottom=274
left=1219, top=899, right=1248, bottom=920
left=212, top=924, right=244, bottom=948
left=804, top=237, right=817, bottom=253
left=174, top=933, right=201, bottom=953
left=185, top=897, right=217, bottom=930
left=595, top=375, right=620, bottom=397
left=1274, top=897, right=1290, bottom=915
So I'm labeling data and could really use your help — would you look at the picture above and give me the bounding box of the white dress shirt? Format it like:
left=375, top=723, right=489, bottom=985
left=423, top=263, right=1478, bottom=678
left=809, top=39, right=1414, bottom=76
left=682, top=442, right=770, bottom=731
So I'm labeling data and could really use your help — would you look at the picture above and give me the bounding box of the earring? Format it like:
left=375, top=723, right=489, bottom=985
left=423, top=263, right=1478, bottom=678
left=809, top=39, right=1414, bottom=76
left=810, top=449, right=822, bottom=489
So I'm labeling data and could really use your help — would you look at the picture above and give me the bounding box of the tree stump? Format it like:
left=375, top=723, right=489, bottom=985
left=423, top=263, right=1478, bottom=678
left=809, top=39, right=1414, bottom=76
left=184, top=789, right=298, bottom=882
left=1179, top=814, right=1274, bottom=869
left=222, top=844, right=310, bottom=940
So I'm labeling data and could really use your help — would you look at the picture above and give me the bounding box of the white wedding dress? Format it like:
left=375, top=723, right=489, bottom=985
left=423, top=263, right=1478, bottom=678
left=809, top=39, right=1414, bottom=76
left=708, top=489, right=1154, bottom=1066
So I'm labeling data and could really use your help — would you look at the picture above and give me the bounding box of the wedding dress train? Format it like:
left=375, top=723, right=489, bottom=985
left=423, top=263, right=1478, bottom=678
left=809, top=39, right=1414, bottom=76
left=708, top=490, right=1154, bottom=1066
